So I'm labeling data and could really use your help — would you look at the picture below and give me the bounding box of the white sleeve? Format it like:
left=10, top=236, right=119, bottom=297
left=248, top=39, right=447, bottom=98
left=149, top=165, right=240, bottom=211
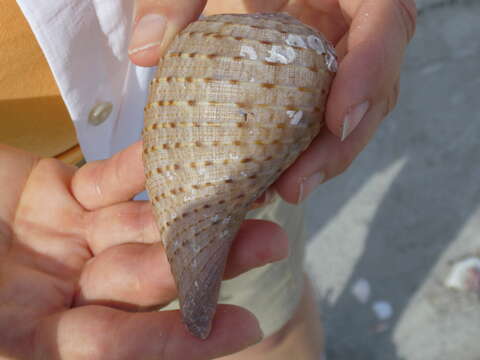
left=17, top=0, right=155, bottom=161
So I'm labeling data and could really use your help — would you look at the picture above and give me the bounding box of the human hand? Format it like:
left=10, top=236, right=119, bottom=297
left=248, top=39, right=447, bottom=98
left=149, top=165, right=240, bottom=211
left=129, top=0, right=416, bottom=203
left=0, top=143, right=289, bottom=359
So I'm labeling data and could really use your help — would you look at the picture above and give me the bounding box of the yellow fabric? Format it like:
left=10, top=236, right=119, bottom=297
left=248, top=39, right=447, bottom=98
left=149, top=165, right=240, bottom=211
left=0, top=0, right=82, bottom=163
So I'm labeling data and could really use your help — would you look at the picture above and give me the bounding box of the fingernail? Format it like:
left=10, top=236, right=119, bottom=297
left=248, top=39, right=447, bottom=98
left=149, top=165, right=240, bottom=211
left=129, top=14, right=167, bottom=55
left=341, top=101, right=370, bottom=141
left=298, top=172, right=325, bottom=203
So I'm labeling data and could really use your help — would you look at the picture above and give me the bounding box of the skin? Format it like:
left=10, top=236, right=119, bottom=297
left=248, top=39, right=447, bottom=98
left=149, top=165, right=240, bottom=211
left=0, top=143, right=290, bottom=359
left=1, top=0, right=416, bottom=359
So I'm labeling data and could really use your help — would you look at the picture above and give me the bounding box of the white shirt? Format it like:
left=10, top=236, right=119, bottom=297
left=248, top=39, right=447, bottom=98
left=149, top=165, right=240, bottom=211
left=17, top=0, right=153, bottom=162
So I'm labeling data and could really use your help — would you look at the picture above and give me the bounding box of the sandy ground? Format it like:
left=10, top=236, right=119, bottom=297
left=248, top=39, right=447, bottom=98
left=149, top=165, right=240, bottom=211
left=304, top=1, right=480, bottom=359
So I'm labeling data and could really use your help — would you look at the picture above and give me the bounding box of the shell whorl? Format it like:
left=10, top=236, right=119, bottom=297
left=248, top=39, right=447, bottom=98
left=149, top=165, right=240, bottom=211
left=142, top=13, right=336, bottom=339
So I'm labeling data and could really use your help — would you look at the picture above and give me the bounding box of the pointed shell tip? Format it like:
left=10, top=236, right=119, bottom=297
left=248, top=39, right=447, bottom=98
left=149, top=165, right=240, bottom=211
left=184, top=318, right=213, bottom=340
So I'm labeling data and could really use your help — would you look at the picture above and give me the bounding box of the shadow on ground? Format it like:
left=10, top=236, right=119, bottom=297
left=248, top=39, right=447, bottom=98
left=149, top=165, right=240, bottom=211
left=304, top=1, right=480, bottom=359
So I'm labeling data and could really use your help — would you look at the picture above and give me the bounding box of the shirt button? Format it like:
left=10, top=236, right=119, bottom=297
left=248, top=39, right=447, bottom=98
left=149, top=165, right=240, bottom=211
left=88, top=102, right=113, bottom=126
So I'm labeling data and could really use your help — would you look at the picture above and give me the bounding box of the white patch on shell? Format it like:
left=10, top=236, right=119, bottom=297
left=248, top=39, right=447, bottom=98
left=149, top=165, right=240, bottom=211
left=192, top=241, right=200, bottom=254
left=325, top=42, right=338, bottom=73
left=285, top=34, right=307, bottom=48
left=307, top=35, right=326, bottom=54
left=286, top=110, right=303, bottom=125
left=219, top=175, right=233, bottom=181
left=307, top=35, right=338, bottom=73
left=445, top=257, right=480, bottom=291
left=372, top=301, right=393, bottom=320
left=265, top=45, right=296, bottom=64
left=183, top=194, right=195, bottom=202
left=351, top=278, right=371, bottom=304
left=240, top=45, right=258, bottom=60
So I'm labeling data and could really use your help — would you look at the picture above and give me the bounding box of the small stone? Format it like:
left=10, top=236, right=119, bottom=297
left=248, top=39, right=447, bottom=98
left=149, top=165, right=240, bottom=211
left=445, top=257, right=480, bottom=291
left=351, top=278, right=371, bottom=304
left=372, top=300, right=393, bottom=320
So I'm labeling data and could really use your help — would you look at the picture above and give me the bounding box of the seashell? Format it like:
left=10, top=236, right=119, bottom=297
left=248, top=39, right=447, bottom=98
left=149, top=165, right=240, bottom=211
left=445, top=257, right=480, bottom=292
left=142, top=13, right=336, bottom=339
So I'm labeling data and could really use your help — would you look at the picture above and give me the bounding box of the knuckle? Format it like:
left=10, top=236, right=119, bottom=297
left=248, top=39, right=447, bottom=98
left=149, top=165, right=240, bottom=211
left=395, top=0, right=417, bottom=42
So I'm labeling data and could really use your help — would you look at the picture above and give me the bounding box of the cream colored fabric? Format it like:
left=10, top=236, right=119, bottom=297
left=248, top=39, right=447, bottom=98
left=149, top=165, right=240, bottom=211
left=164, top=195, right=306, bottom=336
left=227, top=195, right=306, bottom=336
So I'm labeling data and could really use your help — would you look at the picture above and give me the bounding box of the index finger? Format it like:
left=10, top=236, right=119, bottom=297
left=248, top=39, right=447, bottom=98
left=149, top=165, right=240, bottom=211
left=326, top=0, right=416, bottom=138
left=129, top=0, right=207, bottom=67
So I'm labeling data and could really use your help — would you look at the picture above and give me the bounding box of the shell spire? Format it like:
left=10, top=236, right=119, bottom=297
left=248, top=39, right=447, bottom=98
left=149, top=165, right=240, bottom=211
left=142, top=12, right=336, bottom=339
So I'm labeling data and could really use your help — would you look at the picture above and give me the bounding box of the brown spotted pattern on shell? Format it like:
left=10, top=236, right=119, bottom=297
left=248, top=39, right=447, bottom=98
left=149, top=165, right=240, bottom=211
left=142, top=13, right=336, bottom=339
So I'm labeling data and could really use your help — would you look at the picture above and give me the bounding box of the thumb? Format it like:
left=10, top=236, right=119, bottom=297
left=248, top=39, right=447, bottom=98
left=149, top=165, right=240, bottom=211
left=129, top=0, right=207, bottom=67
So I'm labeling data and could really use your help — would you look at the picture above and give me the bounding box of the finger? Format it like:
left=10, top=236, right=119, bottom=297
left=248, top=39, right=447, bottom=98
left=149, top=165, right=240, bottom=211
left=85, top=201, right=158, bottom=254
left=129, top=0, right=207, bottom=67
left=304, top=0, right=340, bottom=13
left=275, top=101, right=388, bottom=203
left=224, top=219, right=289, bottom=279
left=71, top=141, right=144, bottom=211
left=36, top=305, right=262, bottom=360
left=326, top=0, right=416, bottom=140
left=76, top=242, right=176, bottom=309
left=283, top=1, right=347, bottom=42
left=85, top=196, right=286, bottom=255
left=76, top=220, right=288, bottom=309
left=203, top=0, right=286, bottom=15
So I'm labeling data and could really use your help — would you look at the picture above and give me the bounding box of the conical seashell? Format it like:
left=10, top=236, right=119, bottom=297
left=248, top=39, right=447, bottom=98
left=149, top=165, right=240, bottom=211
left=142, top=13, right=336, bottom=339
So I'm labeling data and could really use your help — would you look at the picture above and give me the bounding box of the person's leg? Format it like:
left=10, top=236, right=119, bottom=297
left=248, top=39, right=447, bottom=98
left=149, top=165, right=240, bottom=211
left=216, top=275, right=325, bottom=360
